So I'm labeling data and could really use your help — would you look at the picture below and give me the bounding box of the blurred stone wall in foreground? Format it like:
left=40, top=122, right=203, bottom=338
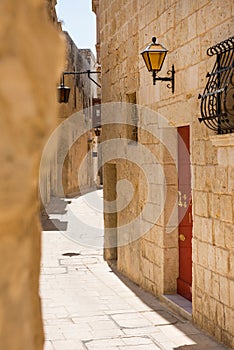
left=0, top=0, right=64, bottom=348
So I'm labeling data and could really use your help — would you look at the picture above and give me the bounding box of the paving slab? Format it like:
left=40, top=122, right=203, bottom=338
left=40, top=191, right=229, bottom=350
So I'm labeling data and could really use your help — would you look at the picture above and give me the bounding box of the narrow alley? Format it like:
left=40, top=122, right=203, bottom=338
left=40, top=191, right=228, bottom=350
left=1, top=1, right=233, bottom=349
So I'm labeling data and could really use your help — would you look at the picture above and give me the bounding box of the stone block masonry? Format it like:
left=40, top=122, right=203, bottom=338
left=94, top=0, right=234, bottom=347
left=41, top=193, right=228, bottom=350
left=0, top=0, right=64, bottom=348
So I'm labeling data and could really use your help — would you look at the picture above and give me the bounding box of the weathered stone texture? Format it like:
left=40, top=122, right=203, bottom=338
left=96, top=0, right=234, bottom=346
left=0, top=0, right=64, bottom=349
left=40, top=32, right=98, bottom=204
left=60, top=38, right=98, bottom=197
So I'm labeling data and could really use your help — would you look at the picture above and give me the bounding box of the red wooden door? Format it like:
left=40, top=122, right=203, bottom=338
left=177, top=126, right=192, bottom=301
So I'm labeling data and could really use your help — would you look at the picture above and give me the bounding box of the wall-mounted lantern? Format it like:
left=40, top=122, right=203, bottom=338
left=141, top=37, right=175, bottom=93
left=94, top=127, right=101, bottom=136
left=57, top=84, right=71, bottom=103
left=57, top=70, right=101, bottom=103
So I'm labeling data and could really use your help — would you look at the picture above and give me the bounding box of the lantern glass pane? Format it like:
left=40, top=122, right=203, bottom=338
left=142, top=51, right=152, bottom=71
left=141, top=42, right=168, bottom=72
left=57, top=86, right=70, bottom=103
left=148, top=50, right=167, bottom=71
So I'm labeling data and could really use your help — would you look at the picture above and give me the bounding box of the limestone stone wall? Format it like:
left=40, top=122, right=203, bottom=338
left=96, top=0, right=234, bottom=346
left=0, top=0, right=64, bottom=348
left=58, top=34, right=97, bottom=196
left=40, top=32, right=99, bottom=204
left=92, top=0, right=101, bottom=65
left=46, top=0, right=60, bottom=27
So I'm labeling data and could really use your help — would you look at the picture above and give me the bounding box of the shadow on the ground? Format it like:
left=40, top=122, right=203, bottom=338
left=108, top=261, right=228, bottom=350
left=108, top=260, right=170, bottom=312
left=40, top=197, right=69, bottom=231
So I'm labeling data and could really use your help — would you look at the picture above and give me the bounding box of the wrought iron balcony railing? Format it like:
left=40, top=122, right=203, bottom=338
left=198, top=36, right=234, bottom=134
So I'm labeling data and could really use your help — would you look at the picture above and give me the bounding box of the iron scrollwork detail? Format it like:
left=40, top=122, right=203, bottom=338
left=198, top=36, right=234, bottom=134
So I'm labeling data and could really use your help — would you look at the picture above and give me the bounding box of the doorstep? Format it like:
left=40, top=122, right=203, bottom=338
left=160, top=294, right=192, bottom=321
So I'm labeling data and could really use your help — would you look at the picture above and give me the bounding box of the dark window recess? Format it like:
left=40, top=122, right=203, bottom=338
left=127, top=92, right=138, bottom=142
left=92, top=98, right=101, bottom=128
left=198, top=36, right=234, bottom=134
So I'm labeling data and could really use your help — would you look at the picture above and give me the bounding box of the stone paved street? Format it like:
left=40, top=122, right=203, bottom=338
left=40, top=191, right=229, bottom=350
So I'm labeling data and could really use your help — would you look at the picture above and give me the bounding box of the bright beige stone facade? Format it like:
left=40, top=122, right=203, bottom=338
left=58, top=35, right=98, bottom=197
left=0, top=0, right=64, bottom=348
left=93, top=0, right=234, bottom=347
left=40, top=32, right=99, bottom=205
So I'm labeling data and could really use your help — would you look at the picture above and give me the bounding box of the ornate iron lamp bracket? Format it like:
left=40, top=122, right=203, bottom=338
left=152, top=64, right=175, bottom=93
left=58, top=70, right=101, bottom=103
left=61, top=70, right=101, bottom=88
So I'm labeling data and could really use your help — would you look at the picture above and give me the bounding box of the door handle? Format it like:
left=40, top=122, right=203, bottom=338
left=179, top=234, right=186, bottom=241
left=178, top=191, right=187, bottom=208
